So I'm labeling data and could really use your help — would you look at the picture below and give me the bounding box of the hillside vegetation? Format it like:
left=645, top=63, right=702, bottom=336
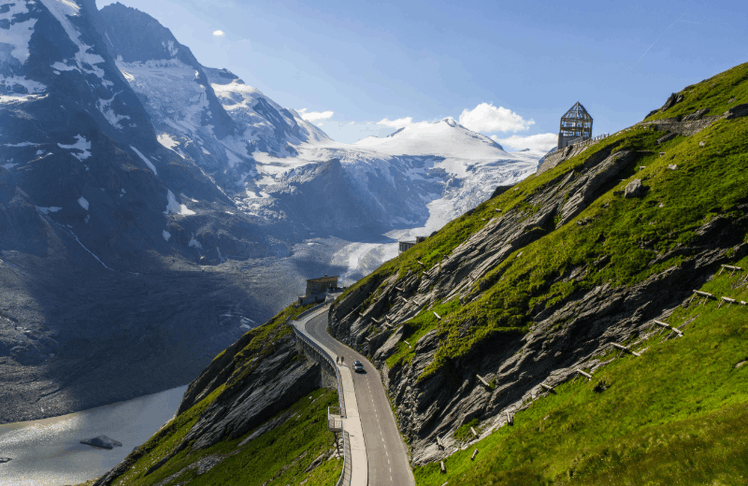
left=414, top=256, right=748, bottom=484
left=87, top=303, right=342, bottom=486
left=330, top=61, right=748, bottom=475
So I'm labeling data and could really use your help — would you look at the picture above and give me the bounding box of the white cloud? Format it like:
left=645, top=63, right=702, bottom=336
left=376, top=117, right=435, bottom=130
left=298, top=108, right=334, bottom=122
left=213, top=30, right=225, bottom=37
left=377, top=117, right=413, bottom=128
left=493, top=133, right=558, bottom=152
left=459, top=103, right=534, bottom=133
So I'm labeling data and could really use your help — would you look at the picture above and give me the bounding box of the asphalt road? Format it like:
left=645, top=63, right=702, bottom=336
left=307, top=312, right=415, bottom=486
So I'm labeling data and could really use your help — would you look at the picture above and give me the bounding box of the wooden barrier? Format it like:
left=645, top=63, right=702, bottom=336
left=719, top=264, right=743, bottom=276
left=476, top=374, right=491, bottom=388
left=470, top=427, right=478, bottom=438
left=576, top=369, right=593, bottom=380
left=693, top=290, right=715, bottom=298
left=720, top=296, right=737, bottom=308
left=653, top=319, right=683, bottom=337
left=471, top=449, right=479, bottom=460
left=404, top=340, right=412, bottom=349
left=436, top=436, right=445, bottom=449
left=434, top=311, right=442, bottom=320
left=540, top=383, right=554, bottom=392
left=440, top=461, right=446, bottom=473
left=612, top=342, right=641, bottom=357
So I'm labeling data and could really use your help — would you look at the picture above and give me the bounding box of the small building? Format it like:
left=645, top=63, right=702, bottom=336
left=398, top=236, right=426, bottom=254
left=298, top=275, right=339, bottom=305
left=558, top=102, right=593, bottom=150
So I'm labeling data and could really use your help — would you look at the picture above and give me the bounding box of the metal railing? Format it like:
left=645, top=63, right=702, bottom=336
left=289, top=309, right=351, bottom=486
left=339, top=431, right=352, bottom=486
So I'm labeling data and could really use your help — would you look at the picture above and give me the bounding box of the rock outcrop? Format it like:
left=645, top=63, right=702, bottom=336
left=81, top=436, right=123, bottom=449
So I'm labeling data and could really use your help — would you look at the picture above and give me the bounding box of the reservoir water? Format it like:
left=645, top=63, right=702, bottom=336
left=0, top=385, right=187, bottom=486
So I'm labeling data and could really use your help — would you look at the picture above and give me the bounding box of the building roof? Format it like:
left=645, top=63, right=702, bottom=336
left=307, top=275, right=339, bottom=282
left=561, top=102, right=592, bottom=121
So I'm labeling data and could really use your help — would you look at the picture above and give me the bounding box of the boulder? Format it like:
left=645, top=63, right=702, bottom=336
left=724, top=103, right=748, bottom=120
left=659, top=92, right=684, bottom=113
left=624, top=179, right=647, bottom=198
left=80, top=435, right=123, bottom=449
left=682, top=108, right=710, bottom=121
left=656, top=132, right=677, bottom=145
left=0, top=457, right=11, bottom=463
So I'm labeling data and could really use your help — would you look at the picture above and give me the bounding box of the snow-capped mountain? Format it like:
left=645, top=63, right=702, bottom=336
left=98, top=2, right=329, bottom=190
left=0, top=0, right=540, bottom=422
left=354, top=117, right=506, bottom=158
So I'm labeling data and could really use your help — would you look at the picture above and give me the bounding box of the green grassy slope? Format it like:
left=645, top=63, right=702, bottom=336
left=414, top=255, right=748, bottom=484
left=644, top=63, right=748, bottom=121
left=338, top=61, right=748, bottom=381
left=83, top=302, right=342, bottom=486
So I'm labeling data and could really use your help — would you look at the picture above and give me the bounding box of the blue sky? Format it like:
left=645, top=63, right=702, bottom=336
left=96, top=0, right=747, bottom=149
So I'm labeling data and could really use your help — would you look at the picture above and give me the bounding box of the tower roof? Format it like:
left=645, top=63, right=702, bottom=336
left=562, top=102, right=592, bottom=121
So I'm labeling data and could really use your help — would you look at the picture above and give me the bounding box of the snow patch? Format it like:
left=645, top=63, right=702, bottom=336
left=162, top=230, right=171, bottom=241
left=3, top=141, right=37, bottom=147
left=0, top=76, right=46, bottom=96
left=157, top=133, right=179, bottom=150
left=162, top=40, right=178, bottom=57
left=97, top=94, right=130, bottom=128
left=58, top=135, right=91, bottom=160
left=39, top=0, right=109, bottom=81
left=36, top=206, right=62, bottom=214
left=2, top=163, right=18, bottom=170
left=188, top=237, right=202, bottom=248
left=130, top=146, right=158, bottom=175
left=164, top=190, right=196, bottom=216
left=0, top=2, right=37, bottom=64
left=77, top=196, right=88, bottom=210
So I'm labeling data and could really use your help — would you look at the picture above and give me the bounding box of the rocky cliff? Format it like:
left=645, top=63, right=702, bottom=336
left=92, top=304, right=342, bottom=486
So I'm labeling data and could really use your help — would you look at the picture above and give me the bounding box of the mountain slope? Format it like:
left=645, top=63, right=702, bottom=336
left=0, top=0, right=297, bottom=423
left=329, top=61, right=748, bottom=471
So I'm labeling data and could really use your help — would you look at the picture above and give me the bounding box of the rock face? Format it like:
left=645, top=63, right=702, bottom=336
left=81, top=435, right=123, bottom=449
left=93, top=320, right=324, bottom=485
left=328, top=109, right=748, bottom=465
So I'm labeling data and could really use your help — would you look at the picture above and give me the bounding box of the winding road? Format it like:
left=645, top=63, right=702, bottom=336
left=296, top=308, right=415, bottom=486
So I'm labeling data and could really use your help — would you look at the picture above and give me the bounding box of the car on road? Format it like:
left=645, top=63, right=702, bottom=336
left=353, top=361, right=364, bottom=373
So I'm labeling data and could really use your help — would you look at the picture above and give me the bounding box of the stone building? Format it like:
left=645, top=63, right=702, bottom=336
left=398, top=236, right=426, bottom=254
left=558, top=102, right=593, bottom=150
left=298, top=275, right=339, bottom=305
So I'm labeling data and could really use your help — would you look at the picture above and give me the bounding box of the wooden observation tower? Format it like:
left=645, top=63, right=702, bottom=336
left=557, top=102, right=593, bottom=150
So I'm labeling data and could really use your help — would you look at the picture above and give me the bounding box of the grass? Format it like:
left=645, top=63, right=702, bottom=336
left=78, top=301, right=341, bottom=486
left=109, top=388, right=341, bottom=486
left=644, top=61, right=748, bottom=121
left=414, top=254, right=748, bottom=484
left=337, top=61, right=748, bottom=382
